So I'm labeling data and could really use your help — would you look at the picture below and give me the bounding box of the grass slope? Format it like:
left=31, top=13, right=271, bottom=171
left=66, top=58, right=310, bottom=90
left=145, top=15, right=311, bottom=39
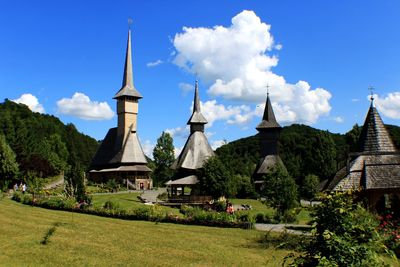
left=0, top=197, right=290, bottom=266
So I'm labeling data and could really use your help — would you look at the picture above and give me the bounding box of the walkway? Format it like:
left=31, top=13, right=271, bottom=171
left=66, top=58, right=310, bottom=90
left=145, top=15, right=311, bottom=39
left=254, top=223, right=311, bottom=235
left=140, top=188, right=166, bottom=203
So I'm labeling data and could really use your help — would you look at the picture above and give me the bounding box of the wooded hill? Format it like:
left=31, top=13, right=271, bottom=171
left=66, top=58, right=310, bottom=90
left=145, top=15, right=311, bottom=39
left=0, top=100, right=99, bottom=177
left=216, top=123, right=400, bottom=185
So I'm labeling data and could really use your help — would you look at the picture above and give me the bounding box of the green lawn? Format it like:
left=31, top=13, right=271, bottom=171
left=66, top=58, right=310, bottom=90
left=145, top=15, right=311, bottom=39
left=0, top=197, right=291, bottom=266
left=230, top=198, right=311, bottom=224
left=90, top=192, right=182, bottom=216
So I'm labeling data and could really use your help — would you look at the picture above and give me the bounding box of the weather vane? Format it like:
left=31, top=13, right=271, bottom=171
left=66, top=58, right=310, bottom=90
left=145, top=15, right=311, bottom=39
left=368, top=85, right=375, bottom=102
left=128, top=18, right=133, bottom=29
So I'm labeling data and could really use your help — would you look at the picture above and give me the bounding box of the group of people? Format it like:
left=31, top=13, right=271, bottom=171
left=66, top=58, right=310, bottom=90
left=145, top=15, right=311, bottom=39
left=13, top=182, right=27, bottom=194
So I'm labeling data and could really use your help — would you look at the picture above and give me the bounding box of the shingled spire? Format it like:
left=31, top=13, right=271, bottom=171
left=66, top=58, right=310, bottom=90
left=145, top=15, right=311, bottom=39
left=172, top=80, right=214, bottom=171
left=256, top=92, right=281, bottom=130
left=359, top=99, right=397, bottom=153
left=114, top=29, right=142, bottom=99
left=253, top=89, right=286, bottom=186
left=187, top=80, right=207, bottom=133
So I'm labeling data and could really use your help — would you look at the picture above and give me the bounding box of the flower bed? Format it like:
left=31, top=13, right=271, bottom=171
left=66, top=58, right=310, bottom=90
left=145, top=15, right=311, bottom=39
left=12, top=193, right=254, bottom=229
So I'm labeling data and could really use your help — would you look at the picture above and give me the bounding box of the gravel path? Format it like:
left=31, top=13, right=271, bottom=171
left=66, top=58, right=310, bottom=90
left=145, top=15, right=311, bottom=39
left=254, top=223, right=311, bottom=235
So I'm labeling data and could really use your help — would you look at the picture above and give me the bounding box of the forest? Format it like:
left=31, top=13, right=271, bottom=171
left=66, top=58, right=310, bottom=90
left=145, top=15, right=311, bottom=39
left=0, top=99, right=99, bottom=181
left=1, top=98, right=400, bottom=196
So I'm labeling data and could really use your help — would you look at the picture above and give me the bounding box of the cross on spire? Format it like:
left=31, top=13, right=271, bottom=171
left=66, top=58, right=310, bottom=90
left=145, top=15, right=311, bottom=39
left=368, top=85, right=375, bottom=102
left=266, top=83, right=270, bottom=96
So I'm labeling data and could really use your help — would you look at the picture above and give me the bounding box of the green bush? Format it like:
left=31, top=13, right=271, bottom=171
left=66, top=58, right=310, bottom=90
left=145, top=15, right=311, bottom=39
left=290, top=191, right=389, bottom=267
left=156, top=192, right=168, bottom=201
left=255, top=212, right=273, bottom=223
left=103, top=200, right=120, bottom=210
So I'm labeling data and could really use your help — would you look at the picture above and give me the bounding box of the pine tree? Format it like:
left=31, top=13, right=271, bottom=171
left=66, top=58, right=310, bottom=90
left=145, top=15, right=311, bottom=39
left=152, top=131, right=175, bottom=186
left=0, top=134, right=19, bottom=190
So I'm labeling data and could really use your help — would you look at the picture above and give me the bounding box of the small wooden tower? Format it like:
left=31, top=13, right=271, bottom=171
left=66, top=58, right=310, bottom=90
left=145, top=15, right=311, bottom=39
left=89, top=29, right=152, bottom=190
left=253, top=91, right=286, bottom=190
left=167, top=81, right=214, bottom=200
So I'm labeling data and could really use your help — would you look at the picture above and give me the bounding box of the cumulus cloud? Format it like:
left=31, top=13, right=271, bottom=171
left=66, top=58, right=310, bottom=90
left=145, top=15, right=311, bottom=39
left=374, top=92, right=400, bottom=119
left=165, top=126, right=189, bottom=139
left=147, top=59, right=163, bottom=67
left=173, top=10, right=331, bottom=125
left=57, top=92, right=114, bottom=120
left=333, top=116, right=344, bottom=123
left=179, top=82, right=194, bottom=95
left=142, top=140, right=155, bottom=159
left=12, top=93, right=45, bottom=113
left=211, top=140, right=227, bottom=150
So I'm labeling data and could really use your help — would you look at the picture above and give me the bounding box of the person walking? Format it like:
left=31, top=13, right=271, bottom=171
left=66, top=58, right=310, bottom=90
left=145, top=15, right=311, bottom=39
left=22, top=183, right=27, bottom=194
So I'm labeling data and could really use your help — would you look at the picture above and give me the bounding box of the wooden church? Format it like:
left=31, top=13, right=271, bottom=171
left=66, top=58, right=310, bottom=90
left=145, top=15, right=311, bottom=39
left=326, top=96, right=400, bottom=213
left=253, top=91, right=286, bottom=191
left=88, top=29, right=152, bottom=190
left=166, top=81, right=214, bottom=202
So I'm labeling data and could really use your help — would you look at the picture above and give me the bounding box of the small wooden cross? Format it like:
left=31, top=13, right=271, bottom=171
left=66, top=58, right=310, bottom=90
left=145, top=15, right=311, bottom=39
left=368, top=85, right=375, bottom=101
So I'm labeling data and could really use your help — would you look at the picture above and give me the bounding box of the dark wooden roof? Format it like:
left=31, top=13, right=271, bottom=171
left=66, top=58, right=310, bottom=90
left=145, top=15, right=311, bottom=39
left=90, top=127, right=148, bottom=170
left=114, top=30, right=142, bottom=99
left=326, top=103, right=400, bottom=191
left=254, top=155, right=286, bottom=177
left=359, top=103, right=396, bottom=152
left=256, top=94, right=281, bottom=130
left=171, top=131, right=214, bottom=170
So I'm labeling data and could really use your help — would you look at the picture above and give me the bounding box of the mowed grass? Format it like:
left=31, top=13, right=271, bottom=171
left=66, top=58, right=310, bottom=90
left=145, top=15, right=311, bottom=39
left=90, top=192, right=182, bottom=216
left=0, top=197, right=292, bottom=266
left=91, top=192, right=143, bottom=209
left=230, top=198, right=311, bottom=224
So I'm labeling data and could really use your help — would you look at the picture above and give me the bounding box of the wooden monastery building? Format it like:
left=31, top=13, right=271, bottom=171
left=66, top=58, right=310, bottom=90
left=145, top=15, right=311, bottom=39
left=326, top=97, right=400, bottom=214
left=89, top=30, right=152, bottom=190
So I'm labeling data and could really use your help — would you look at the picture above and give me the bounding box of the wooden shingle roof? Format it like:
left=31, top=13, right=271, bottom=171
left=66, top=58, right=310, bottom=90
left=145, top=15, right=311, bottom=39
left=256, top=94, right=281, bottom=130
left=359, top=103, right=396, bottom=152
left=113, top=30, right=142, bottom=99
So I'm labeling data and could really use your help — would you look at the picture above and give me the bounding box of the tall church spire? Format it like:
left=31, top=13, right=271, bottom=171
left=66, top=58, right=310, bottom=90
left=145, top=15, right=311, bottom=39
left=114, top=29, right=142, bottom=99
left=187, top=80, right=207, bottom=132
left=256, top=91, right=281, bottom=130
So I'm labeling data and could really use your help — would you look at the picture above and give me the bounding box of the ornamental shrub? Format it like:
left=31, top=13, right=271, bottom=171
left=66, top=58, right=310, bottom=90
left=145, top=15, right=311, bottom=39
left=290, top=191, right=389, bottom=267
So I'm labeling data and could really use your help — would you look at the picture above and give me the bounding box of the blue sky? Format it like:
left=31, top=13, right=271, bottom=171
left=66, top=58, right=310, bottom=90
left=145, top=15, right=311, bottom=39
left=1, top=1, right=400, bottom=157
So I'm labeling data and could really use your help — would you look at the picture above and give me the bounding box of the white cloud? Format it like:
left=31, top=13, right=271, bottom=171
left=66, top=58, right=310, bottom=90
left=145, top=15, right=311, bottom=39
left=179, top=82, right=194, bottom=95
left=173, top=146, right=183, bottom=158
left=165, top=126, right=189, bottom=139
left=275, top=44, right=283, bottom=50
left=374, top=92, right=400, bottom=119
left=142, top=140, right=155, bottom=159
left=211, top=140, right=227, bottom=150
left=200, top=100, right=252, bottom=126
left=57, top=92, right=114, bottom=120
left=351, top=98, right=360, bottom=102
left=146, top=59, right=163, bottom=67
left=333, top=116, right=344, bottom=123
left=173, top=10, right=331, bottom=125
left=12, top=93, right=45, bottom=113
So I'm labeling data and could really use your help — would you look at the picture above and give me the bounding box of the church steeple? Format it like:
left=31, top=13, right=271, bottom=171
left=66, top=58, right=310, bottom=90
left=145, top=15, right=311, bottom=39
left=114, top=29, right=142, bottom=99
left=256, top=92, right=281, bottom=130
left=187, top=80, right=207, bottom=133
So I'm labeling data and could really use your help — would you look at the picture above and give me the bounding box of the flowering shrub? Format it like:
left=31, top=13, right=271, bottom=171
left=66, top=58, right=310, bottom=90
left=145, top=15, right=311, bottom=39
left=289, top=191, right=389, bottom=267
left=378, top=211, right=400, bottom=257
left=12, top=193, right=254, bottom=229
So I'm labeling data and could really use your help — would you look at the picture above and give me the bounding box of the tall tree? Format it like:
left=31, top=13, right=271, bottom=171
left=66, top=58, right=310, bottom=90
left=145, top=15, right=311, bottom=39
left=152, top=131, right=175, bottom=186
left=198, top=156, right=234, bottom=199
left=262, top=165, right=298, bottom=216
left=0, top=134, right=19, bottom=190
